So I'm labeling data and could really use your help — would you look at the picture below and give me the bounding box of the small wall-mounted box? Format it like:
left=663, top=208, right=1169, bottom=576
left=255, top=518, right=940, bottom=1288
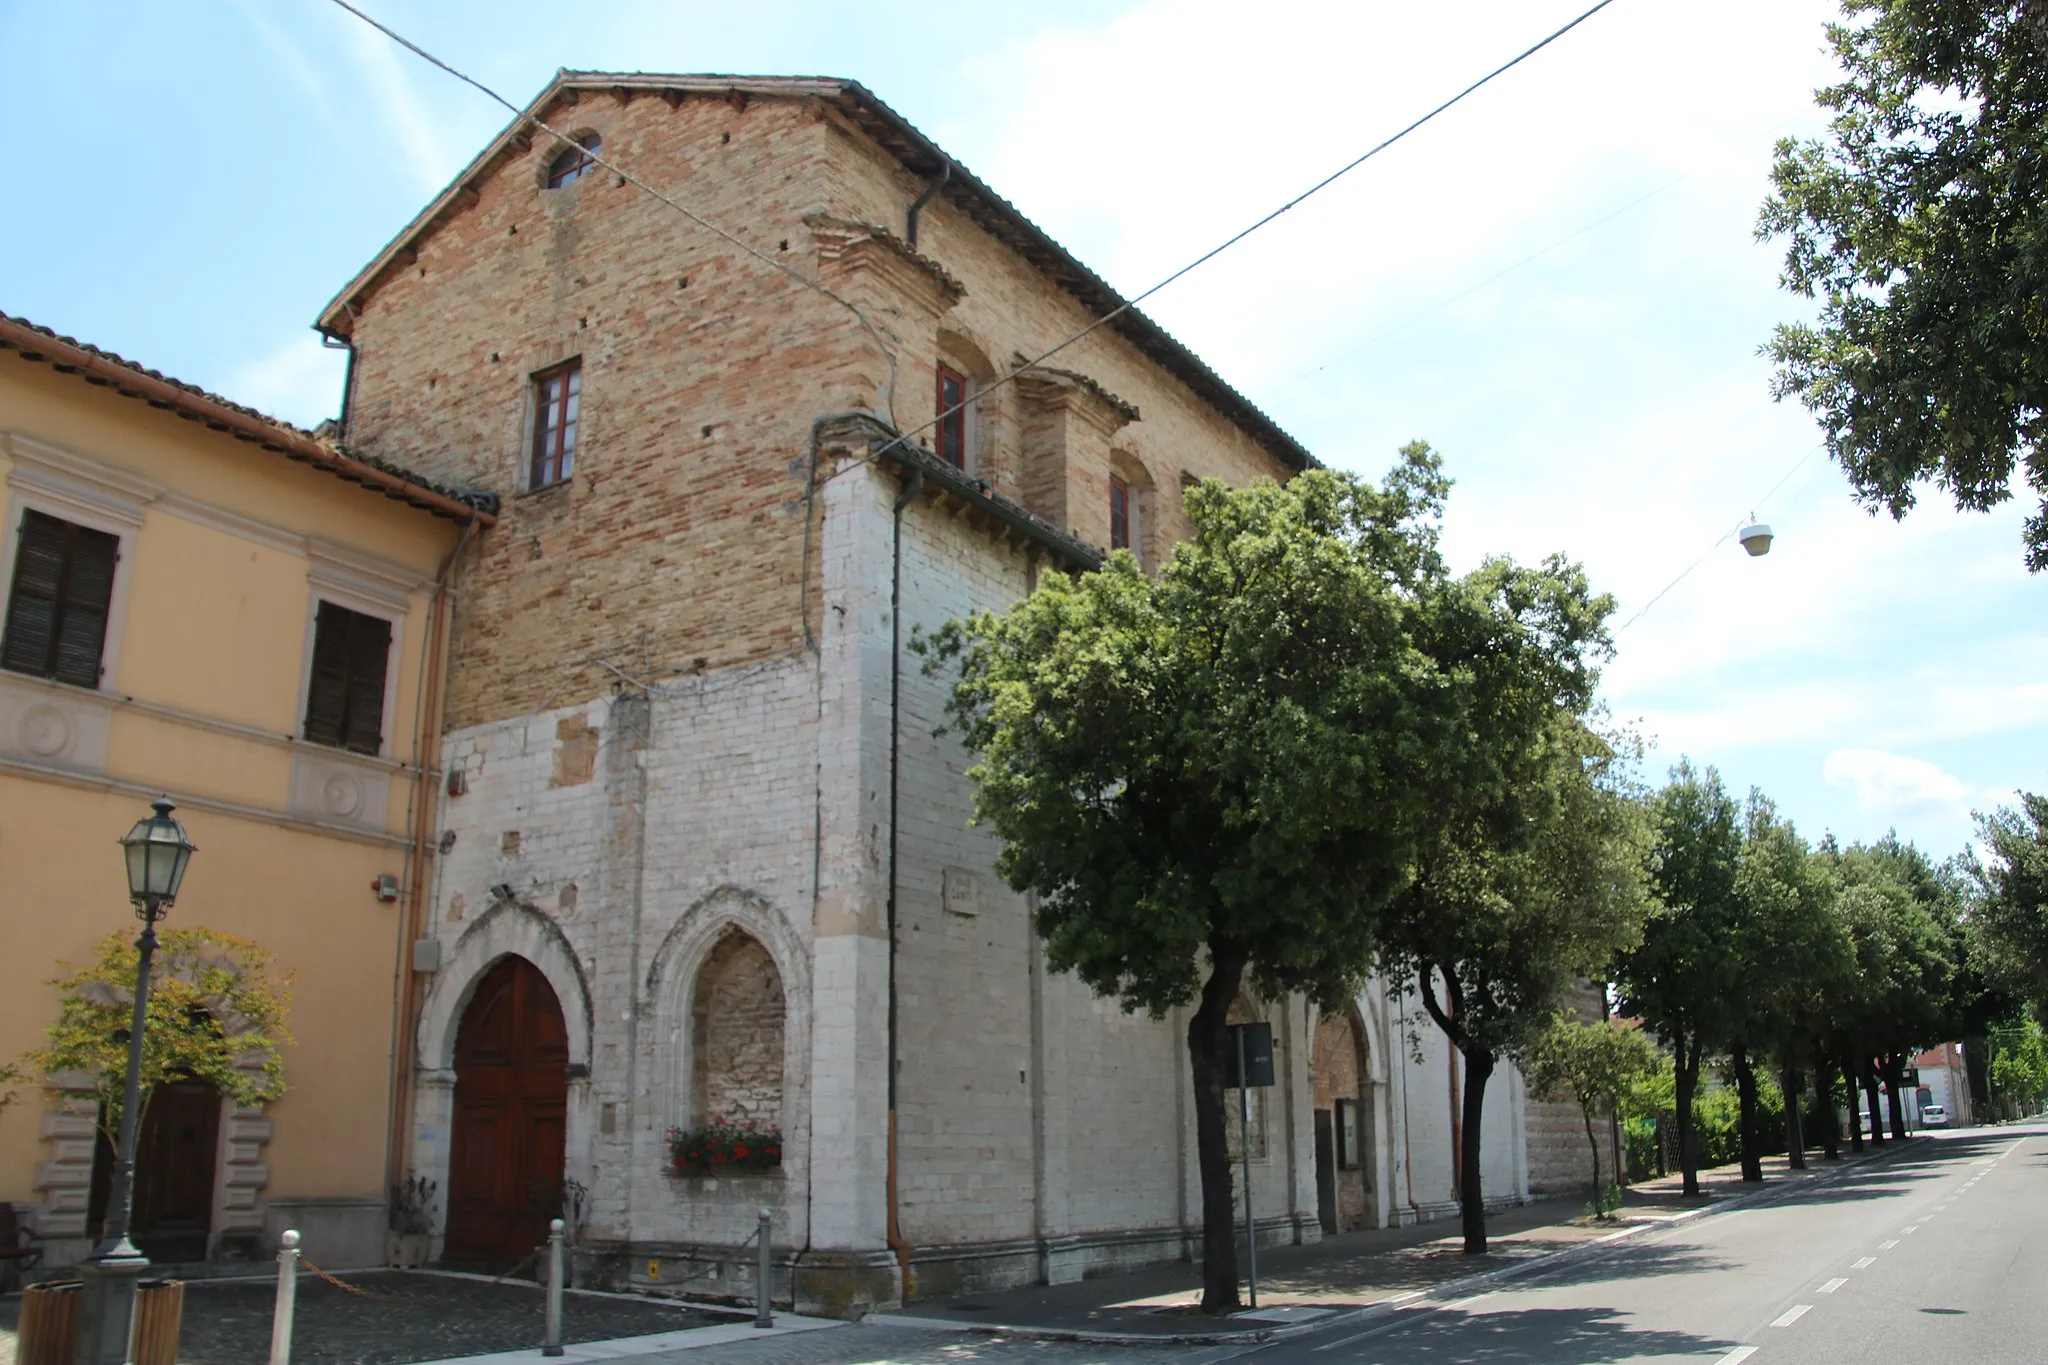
left=447, top=768, right=468, bottom=797
left=412, top=938, right=444, bottom=973
left=371, top=873, right=401, bottom=903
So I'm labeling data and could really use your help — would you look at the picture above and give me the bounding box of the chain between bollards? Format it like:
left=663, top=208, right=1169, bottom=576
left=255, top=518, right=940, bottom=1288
left=269, top=1229, right=300, bottom=1365
left=544, top=1218, right=566, bottom=1356
left=754, top=1207, right=773, bottom=1329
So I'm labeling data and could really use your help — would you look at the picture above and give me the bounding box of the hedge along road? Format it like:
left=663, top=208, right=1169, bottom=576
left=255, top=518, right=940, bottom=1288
left=1225, top=1121, right=2048, bottom=1365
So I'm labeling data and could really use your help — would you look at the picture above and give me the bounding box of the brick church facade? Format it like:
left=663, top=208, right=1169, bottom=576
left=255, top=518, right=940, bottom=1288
left=316, top=72, right=1601, bottom=1315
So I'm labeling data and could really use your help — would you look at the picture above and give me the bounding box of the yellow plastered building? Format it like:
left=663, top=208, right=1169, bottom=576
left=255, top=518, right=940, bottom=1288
left=0, top=313, right=494, bottom=1274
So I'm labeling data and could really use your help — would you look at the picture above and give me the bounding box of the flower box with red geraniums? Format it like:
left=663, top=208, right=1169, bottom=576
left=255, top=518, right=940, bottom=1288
left=667, top=1116, right=782, bottom=1178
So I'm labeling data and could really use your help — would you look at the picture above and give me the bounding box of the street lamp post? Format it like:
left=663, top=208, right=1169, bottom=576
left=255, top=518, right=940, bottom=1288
left=75, top=799, right=196, bottom=1365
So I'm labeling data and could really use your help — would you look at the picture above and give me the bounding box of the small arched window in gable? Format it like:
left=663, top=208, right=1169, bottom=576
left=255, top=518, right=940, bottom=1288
left=546, top=134, right=601, bottom=189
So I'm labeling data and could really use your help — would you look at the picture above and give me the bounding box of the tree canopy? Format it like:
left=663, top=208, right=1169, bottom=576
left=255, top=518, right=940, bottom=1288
left=1970, top=792, right=2048, bottom=1022
left=1616, top=761, right=1745, bottom=1194
left=20, top=927, right=294, bottom=1140
left=928, top=447, right=1464, bottom=1312
left=1759, top=2, right=2048, bottom=567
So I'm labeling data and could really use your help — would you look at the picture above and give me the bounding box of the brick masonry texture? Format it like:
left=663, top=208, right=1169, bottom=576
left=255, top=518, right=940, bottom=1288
left=337, top=76, right=1548, bottom=1313
left=692, top=931, right=787, bottom=1125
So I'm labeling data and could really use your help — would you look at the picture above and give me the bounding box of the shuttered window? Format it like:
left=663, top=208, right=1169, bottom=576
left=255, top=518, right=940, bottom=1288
left=303, top=601, right=392, bottom=756
left=2, top=509, right=119, bottom=688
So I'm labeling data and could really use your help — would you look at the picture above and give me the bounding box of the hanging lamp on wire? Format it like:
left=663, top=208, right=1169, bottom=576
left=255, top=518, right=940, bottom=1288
left=1738, top=514, right=1774, bottom=557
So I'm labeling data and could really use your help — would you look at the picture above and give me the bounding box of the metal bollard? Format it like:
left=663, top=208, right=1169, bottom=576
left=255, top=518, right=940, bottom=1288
left=753, top=1207, right=773, bottom=1329
left=269, top=1229, right=300, bottom=1365
left=543, top=1219, right=566, bottom=1357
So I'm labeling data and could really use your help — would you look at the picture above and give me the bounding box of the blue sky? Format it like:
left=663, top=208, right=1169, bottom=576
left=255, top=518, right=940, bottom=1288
left=5, top=0, right=2040, bottom=859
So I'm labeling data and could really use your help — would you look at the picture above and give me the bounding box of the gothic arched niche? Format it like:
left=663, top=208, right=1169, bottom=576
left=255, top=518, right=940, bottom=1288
left=689, top=931, right=786, bottom=1126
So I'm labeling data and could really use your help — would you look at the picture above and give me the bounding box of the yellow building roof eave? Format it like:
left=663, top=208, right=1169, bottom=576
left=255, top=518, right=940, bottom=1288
left=0, top=313, right=498, bottom=528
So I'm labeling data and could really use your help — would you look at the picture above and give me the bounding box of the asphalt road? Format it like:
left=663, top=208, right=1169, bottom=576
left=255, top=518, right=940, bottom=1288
left=1239, top=1120, right=2048, bottom=1365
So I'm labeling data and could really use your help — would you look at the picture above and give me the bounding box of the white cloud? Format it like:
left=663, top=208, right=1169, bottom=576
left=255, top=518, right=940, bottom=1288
left=933, top=0, right=2048, bottom=849
left=1822, top=749, right=1974, bottom=823
left=227, top=334, right=347, bottom=430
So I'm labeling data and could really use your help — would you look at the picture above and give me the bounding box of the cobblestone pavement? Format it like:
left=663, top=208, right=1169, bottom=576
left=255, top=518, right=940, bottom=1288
left=0, top=1271, right=725, bottom=1365
left=634, top=1322, right=1253, bottom=1365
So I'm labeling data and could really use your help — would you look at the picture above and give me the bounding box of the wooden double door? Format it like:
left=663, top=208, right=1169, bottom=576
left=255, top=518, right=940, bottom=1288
left=444, top=956, right=569, bottom=1265
left=89, top=1075, right=221, bottom=1264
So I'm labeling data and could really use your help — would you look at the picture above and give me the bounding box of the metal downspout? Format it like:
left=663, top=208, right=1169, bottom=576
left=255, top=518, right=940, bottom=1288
left=885, top=467, right=924, bottom=1300
left=905, top=161, right=951, bottom=251
left=383, top=518, right=477, bottom=1199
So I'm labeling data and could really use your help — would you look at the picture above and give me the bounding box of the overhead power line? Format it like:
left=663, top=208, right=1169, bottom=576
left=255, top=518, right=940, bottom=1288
left=327, top=0, right=1624, bottom=467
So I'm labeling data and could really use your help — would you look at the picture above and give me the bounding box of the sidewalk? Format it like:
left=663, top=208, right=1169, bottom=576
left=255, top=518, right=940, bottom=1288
left=872, top=1138, right=1922, bottom=1344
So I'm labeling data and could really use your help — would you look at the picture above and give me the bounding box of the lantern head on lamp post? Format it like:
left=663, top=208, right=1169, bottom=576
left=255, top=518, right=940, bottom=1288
left=78, top=798, right=197, bottom=1365
left=121, top=797, right=196, bottom=921
left=1738, top=520, right=1774, bottom=557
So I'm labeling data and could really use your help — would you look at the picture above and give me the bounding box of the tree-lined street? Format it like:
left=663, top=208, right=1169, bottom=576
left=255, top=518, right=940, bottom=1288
left=1238, top=1123, right=2048, bottom=1364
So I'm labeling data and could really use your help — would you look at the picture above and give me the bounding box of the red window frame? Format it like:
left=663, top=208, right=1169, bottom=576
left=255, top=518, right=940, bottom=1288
left=935, top=363, right=968, bottom=470
left=1109, top=476, right=1131, bottom=551
left=546, top=134, right=601, bottom=189
left=531, top=361, right=581, bottom=488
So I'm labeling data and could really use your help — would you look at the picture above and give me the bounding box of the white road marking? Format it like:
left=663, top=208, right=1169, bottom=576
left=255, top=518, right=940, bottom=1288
left=1819, top=1278, right=1848, bottom=1293
left=1853, top=1257, right=1876, bottom=1269
left=1881, top=1240, right=1899, bottom=1249
left=1904, top=1226, right=1919, bottom=1234
left=1717, top=1349, right=1759, bottom=1364
left=1772, top=1304, right=1813, bottom=1327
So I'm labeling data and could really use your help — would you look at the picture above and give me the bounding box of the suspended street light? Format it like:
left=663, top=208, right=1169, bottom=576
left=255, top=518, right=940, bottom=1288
left=1738, top=518, right=1774, bottom=557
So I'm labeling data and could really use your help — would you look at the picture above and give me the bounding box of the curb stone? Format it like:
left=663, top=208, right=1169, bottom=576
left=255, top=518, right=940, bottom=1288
left=872, top=1137, right=1929, bottom=1347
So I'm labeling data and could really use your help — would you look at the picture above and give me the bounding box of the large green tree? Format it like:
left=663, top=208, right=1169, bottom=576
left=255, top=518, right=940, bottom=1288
left=1723, top=800, right=1851, bottom=1181
left=928, top=450, right=1457, bottom=1313
left=1759, top=2, right=2048, bottom=567
left=1379, top=693, right=1653, bottom=1254
left=1971, top=793, right=2048, bottom=1021
left=1617, top=762, right=1744, bottom=1196
left=1823, top=841, right=1961, bottom=1140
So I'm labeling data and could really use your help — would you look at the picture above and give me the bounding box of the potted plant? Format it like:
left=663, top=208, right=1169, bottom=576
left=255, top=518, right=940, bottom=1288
left=386, top=1174, right=436, bottom=1268
left=667, top=1115, right=782, bottom=1179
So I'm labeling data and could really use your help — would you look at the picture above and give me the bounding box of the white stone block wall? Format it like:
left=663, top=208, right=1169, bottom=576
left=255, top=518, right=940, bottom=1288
left=400, top=456, right=1535, bottom=1308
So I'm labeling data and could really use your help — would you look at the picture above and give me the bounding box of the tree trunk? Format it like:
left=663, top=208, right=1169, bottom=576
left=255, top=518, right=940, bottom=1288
left=1582, top=1101, right=1601, bottom=1197
left=1188, top=941, right=1247, bottom=1315
left=1862, top=1067, right=1885, bottom=1146
left=1459, top=1047, right=1495, bottom=1253
left=1411, top=962, right=1492, bottom=1253
left=1842, top=1054, right=1863, bottom=1153
left=1732, top=1045, right=1763, bottom=1182
left=1783, top=1065, right=1806, bottom=1170
left=1675, top=1035, right=1702, bottom=1196
left=1814, top=1058, right=1840, bottom=1161
left=1883, top=1055, right=1908, bottom=1140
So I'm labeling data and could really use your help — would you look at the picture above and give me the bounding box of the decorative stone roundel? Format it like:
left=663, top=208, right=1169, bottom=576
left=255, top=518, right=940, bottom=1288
left=322, top=772, right=363, bottom=817
left=17, top=703, right=70, bottom=757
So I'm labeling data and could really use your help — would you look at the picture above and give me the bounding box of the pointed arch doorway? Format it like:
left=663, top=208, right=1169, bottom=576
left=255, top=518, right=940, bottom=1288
left=444, top=956, right=568, bottom=1265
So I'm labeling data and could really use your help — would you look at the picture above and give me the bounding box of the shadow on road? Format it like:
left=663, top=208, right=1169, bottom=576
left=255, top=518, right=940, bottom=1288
left=1514, top=1241, right=1738, bottom=1290
left=1355, top=1304, right=1733, bottom=1364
